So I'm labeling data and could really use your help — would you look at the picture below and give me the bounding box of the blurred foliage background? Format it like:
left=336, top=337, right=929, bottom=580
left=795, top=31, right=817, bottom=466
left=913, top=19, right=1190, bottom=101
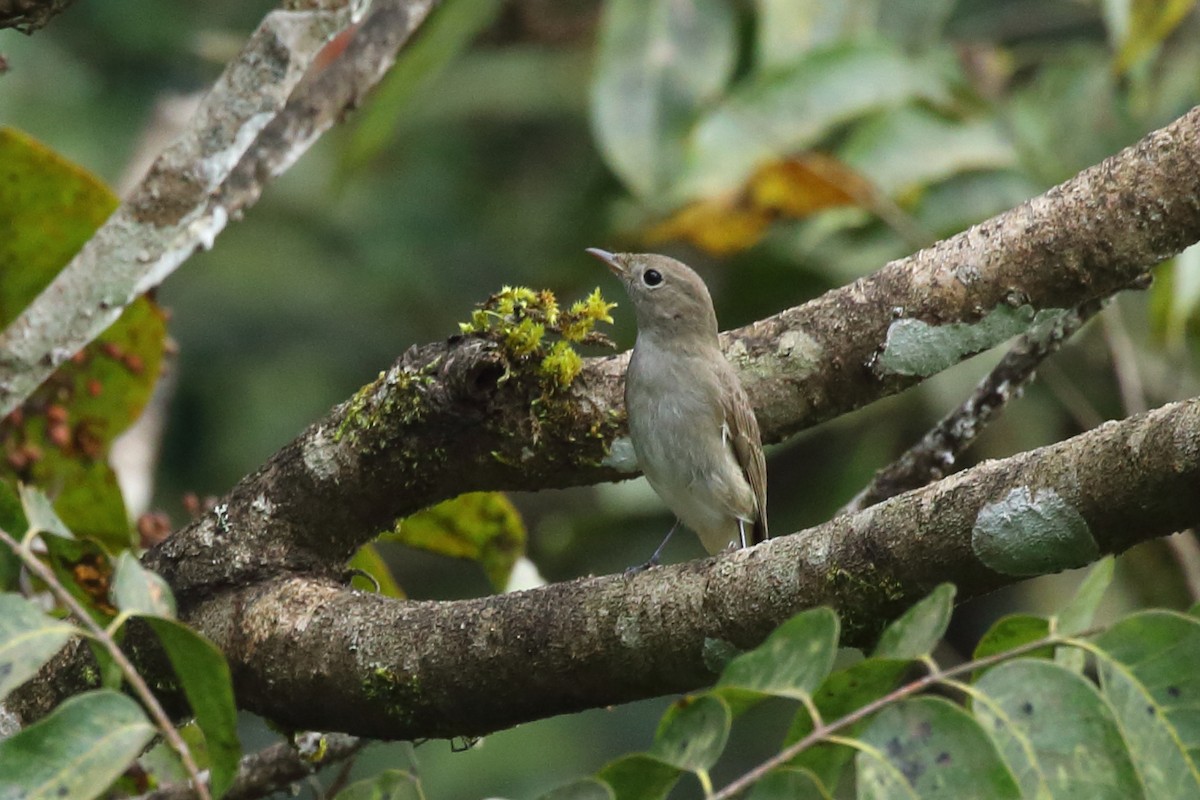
left=4, top=0, right=1200, bottom=795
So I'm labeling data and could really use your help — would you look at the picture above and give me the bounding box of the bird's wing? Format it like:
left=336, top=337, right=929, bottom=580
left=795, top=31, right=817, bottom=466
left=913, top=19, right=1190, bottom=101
left=722, top=377, right=768, bottom=544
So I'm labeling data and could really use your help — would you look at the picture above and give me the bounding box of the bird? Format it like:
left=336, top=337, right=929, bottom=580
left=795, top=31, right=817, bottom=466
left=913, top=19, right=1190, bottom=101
left=587, top=248, right=768, bottom=562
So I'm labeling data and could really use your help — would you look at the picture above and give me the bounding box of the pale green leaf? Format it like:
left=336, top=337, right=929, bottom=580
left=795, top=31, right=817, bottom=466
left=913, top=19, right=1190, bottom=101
left=974, top=659, right=1141, bottom=799
left=681, top=43, right=953, bottom=200
left=873, top=583, right=955, bottom=660
left=0, top=593, right=78, bottom=699
left=111, top=551, right=176, bottom=618
left=651, top=694, right=731, bottom=772
left=591, top=0, right=738, bottom=199
left=0, top=690, right=154, bottom=800
left=718, top=607, right=839, bottom=701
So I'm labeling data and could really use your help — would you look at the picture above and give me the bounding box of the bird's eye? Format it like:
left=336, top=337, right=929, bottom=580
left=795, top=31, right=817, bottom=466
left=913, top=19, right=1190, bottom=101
left=643, top=269, right=663, bottom=287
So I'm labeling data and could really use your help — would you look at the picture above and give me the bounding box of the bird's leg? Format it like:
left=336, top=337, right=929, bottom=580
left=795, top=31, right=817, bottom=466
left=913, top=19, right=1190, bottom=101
left=738, top=518, right=747, bottom=549
left=625, top=519, right=680, bottom=574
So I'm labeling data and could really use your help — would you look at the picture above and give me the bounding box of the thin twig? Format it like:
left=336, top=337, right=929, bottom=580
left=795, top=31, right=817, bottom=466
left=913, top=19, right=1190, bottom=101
left=136, top=734, right=367, bottom=800
left=0, top=527, right=211, bottom=800
left=842, top=300, right=1102, bottom=513
left=1101, top=300, right=1149, bottom=415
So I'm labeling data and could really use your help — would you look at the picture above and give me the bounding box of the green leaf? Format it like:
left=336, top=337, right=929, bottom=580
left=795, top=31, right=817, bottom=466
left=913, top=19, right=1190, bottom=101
left=1114, top=0, right=1197, bottom=73
left=840, top=108, right=1018, bottom=199
left=41, top=534, right=116, bottom=625
left=386, top=492, right=525, bottom=592
left=680, top=43, right=953, bottom=200
left=1056, top=556, right=1114, bottom=635
left=0, top=689, right=154, bottom=800
left=0, top=127, right=168, bottom=554
left=784, top=657, right=912, bottom=789
left=1093, top=611, right=1200, bottom=787
left=111, top=551, right=176, bottom=618
left=596, top=754, right=679, bottom=800
left=0, top=127, right=117, bottom=325
left=747, top=766, right=831, bottom=800
left=974, top=659, right=1141, bottom=799
left=348, top=542, right=406, bottom=598
left=857, top=696, right=1021, bottom=799
left=651, top=694, right=731, bottom=772
left=18, top=483, right=72, bottom=539
left=140, top=616, right=241, bottom=798
left=718, top=607, right=839, bottom=702
left=591, top=0, right=737, bottom=199
left=873, top=583, right=955, bottom=660
left=333, top=769, right=423, bottom=800
left=973, top=615, right=1052, bottom=663
left=0, top=593, right=78, bottom=698
left=537, top=778, right=614, bottom=800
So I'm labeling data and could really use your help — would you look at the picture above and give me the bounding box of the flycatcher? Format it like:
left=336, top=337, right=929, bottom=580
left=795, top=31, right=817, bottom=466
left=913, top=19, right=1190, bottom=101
left=588, top=248, right=768, bottom=559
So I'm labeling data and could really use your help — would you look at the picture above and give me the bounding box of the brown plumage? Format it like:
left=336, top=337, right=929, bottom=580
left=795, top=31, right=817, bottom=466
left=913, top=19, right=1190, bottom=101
left=588, top=249, right=768, bottom=554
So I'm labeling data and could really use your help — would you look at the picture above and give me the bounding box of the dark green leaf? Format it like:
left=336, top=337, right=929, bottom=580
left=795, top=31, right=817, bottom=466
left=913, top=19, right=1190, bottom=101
left=0, top=593, right=77, bottom=698
left=592, top=0, right=737, bottom=199
left=651, top=694, right=731, bottom=772
left=973, top=615, right=1052, bottom=663
left=0, top=480, right=25, bottom=590
left=974, top=659, right=1141, bottom=799
left=596, top=754, right=680, bottom=800
left=0, top=690, right=154, bottom=800
left=857, top=696, right=1021, bottom=798
left=141, top=616, right=241, bottom=798
left=873, top=583, right=955, bottom=660
left=784, top=658, right=912, bottom=789
left=747, top=766, right=831, bottom=800
left=111, top=551, right=176, bottom=618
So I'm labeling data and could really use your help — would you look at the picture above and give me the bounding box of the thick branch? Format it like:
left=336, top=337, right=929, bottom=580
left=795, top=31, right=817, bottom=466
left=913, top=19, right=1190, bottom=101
left=151, top=396, right=1200, bottom=738
left=146, top=106, right=1200, bottom=602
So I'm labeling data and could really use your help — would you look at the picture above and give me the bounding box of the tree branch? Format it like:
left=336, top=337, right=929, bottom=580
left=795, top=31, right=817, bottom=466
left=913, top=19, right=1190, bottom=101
left=135, top=396, right=1200, bottom=738
left=144, top=106, right=1200, bottom=603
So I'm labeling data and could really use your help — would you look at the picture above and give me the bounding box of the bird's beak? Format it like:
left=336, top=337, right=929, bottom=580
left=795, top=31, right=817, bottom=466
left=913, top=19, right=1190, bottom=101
left=586, top=247, right=626, bottom=278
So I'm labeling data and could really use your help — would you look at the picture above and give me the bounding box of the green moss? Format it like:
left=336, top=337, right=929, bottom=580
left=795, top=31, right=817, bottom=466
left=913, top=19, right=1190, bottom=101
left=363, top=664, right=423, bottom=723
left=457, top=284, right=616, bottom=393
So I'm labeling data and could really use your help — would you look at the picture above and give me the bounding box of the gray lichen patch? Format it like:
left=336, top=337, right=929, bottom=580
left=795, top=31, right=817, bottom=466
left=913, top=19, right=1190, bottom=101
left=972, top=486, right=1099, bottom=576
left=877, top=305, right=1065, bottom=377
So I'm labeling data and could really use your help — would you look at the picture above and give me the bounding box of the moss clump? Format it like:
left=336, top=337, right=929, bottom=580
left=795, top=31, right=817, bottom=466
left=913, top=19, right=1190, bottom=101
left=458, top=286, right=616, bottom=390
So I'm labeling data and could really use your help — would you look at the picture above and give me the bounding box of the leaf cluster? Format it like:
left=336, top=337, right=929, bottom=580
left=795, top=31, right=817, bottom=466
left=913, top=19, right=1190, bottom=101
left=537, top=561, right=1200, bottom=799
